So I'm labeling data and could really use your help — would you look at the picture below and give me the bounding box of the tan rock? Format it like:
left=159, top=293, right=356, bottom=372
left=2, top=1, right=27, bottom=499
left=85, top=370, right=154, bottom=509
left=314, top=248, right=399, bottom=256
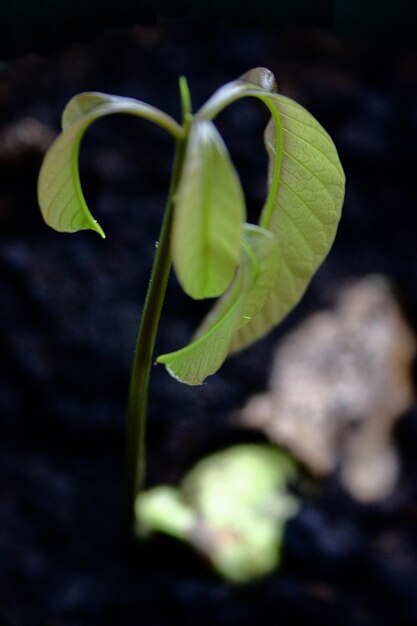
left=0, top=117, right=56, bottom=163
left=240, top=275, right=416, bottom=502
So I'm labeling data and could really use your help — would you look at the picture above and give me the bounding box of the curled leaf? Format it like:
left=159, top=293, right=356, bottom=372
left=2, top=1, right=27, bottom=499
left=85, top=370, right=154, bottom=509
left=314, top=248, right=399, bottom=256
left=38, top=92, right=182, bottom=237
left=231, top=93, right=345, bottom=352
left=198, top=68, right=345, bottom=352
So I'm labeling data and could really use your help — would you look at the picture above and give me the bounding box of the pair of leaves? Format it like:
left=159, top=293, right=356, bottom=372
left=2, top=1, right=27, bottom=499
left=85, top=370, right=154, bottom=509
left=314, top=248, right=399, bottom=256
left=37, top=68, right=345, bottom=386
left=159, top=68, right=345, bottom=383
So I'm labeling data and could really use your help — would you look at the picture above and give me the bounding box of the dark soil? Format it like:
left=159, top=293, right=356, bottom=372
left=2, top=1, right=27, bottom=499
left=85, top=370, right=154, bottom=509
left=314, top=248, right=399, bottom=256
left=1, top=23, right=417, bottom=626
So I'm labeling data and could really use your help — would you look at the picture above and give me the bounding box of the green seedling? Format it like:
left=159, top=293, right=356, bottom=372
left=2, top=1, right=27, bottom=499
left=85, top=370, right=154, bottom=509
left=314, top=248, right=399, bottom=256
left=136, top=444, right=298, bottom=583
left=37, top=67, right=345, bottom=531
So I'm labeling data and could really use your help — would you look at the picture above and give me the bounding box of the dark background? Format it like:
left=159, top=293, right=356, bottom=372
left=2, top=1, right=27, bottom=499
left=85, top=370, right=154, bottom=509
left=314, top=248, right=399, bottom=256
left=1, top=17, right=417, bottom=626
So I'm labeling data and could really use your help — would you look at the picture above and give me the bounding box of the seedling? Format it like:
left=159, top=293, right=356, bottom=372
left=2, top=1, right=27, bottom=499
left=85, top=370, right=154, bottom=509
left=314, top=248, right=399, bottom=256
left=137, top=444, right=299, bottom=583
left=37, top=67, right=345, bottom=531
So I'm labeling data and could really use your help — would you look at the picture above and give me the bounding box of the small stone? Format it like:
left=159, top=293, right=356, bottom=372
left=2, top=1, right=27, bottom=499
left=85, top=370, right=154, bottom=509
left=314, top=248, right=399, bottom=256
left=0, top=117, right=55, bottom=164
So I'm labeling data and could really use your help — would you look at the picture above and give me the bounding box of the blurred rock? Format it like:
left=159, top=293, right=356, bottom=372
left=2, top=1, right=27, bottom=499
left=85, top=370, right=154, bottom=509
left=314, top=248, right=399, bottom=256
left=240, top=275, right=416, bottom=502
left=0, top=117, right=55, bottom=164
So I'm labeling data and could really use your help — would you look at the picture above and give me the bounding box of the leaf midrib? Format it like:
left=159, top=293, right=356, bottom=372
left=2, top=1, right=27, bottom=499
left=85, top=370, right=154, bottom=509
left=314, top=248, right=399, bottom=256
left=200, top=136, right=212, bottom=295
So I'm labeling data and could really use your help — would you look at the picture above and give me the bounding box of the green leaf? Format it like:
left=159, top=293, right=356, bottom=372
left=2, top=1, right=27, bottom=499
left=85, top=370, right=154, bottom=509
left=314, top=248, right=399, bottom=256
left=194, top=224, right=280, bottom=340
left=198, top=68, right=345, bottom=352
left=171, top=119, right=246, bottom=300
left=179, top=444, right=298, bottom=583
left=38, top=92, right=182, bottom=237
left=198, top=66, right=277, bottom=121
left=231, top=94, right=345, bottom=352
left=157, top=273, right=244, bottom=385
left=157, top=225, right=279, bottom=385
left=135, top=485, right=195, bottom=540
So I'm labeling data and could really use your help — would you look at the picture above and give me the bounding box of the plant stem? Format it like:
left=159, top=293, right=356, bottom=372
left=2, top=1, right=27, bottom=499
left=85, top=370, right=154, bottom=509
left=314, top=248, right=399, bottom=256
left=125, top=136, right=187, bottom=531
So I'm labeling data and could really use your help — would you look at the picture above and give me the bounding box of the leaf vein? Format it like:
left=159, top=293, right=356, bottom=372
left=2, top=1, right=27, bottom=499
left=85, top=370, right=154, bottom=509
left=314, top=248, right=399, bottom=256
left=282, top=126, right=342, bottom=175
left=283, top=150, right=338, bottom=203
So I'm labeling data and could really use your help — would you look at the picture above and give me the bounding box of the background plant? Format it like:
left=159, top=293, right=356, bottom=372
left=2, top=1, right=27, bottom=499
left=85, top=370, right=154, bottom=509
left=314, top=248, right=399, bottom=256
left=37, top=67, right=345, bottom=530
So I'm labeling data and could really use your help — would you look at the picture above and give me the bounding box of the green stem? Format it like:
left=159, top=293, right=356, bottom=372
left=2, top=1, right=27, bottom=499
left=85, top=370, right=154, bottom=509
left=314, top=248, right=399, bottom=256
left=125, top=135, right=188, bottom=531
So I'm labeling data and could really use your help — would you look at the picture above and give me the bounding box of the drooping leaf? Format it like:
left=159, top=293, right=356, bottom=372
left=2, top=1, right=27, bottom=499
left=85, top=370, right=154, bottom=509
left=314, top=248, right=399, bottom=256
left=38, top=92, right=182, bottom=237
left=156, top=273, right=243, bottom=385
left=231, top=94, right=345, bottom=352
left=171, top=119, right=246, bottom=300
left=198, top=68, right=345, bottom=353
left=157, top=225, right=279, bottom=385
left=194, top=224, right=280, bottom=340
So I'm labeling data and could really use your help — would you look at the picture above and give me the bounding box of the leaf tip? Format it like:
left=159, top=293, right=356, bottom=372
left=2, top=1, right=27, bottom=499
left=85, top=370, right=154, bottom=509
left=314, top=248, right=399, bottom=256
left=90, top=219, right=106, bottom=239
left=96, top=225, right=106, bottom=239
left=156, top=354, right=206, bottom=386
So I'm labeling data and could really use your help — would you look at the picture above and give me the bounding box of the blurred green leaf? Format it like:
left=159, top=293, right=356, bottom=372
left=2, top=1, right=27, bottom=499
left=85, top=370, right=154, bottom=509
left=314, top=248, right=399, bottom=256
left=136, top=486, right=195, bottom=540
left=136, top=444, right=298, bottom=584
